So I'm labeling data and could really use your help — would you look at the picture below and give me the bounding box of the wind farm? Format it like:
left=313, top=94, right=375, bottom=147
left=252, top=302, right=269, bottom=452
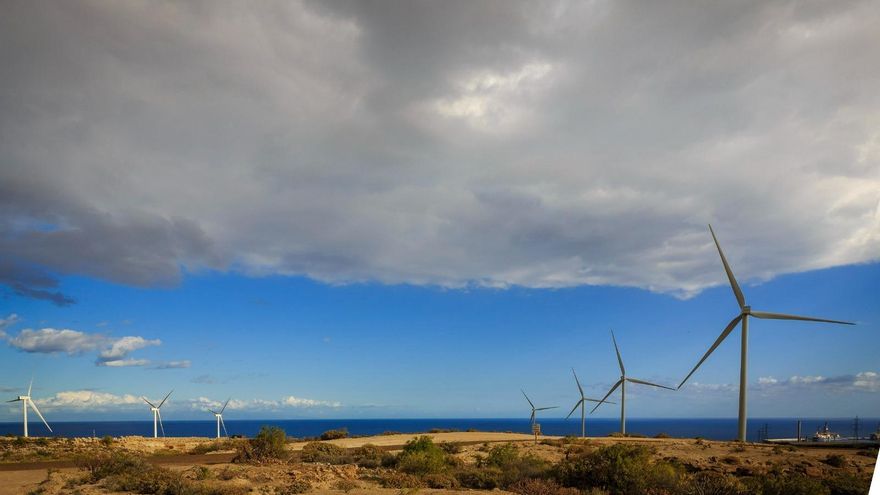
left=2, top=2, right=878, bottom=491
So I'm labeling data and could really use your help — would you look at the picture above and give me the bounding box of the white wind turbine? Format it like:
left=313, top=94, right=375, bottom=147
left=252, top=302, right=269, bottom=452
left=566, top=368, right=614, bottom=438
left=591, top=330, right=675, bottom=435
left=142, top=390, right=173, bottom=438
left=6, top=379, right=51, bottom=438
left=521, top=390, right=557, bottom=428
left=209, top=398, right=230, bottom=439
left=678, top=225, right=854, bottom=442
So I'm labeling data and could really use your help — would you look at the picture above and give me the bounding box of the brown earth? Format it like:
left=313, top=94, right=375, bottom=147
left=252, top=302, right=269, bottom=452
left=0, top=433, right=876, bottom=494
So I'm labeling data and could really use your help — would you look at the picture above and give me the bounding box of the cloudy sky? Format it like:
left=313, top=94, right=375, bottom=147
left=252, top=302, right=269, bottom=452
left=1, top=1, right=878, bottom=423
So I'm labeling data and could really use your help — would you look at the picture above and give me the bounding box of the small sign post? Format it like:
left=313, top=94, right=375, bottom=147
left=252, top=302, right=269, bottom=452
left=532, top=423, right=541, bottom=444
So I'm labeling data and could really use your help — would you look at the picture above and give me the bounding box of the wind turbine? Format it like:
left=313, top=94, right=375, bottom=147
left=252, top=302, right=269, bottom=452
left=142, top=390, right=173, bottom=438
left=678, top=224, right=854, bottom=442
left=6, top=379, right=51, bottom=437
left=521, top=390, right=557, bottom=428
left=209, top=398, right=230, bottom=439
left=591, top=330, right=674, bottom=435
left=566, top=368, right=614, bottom=438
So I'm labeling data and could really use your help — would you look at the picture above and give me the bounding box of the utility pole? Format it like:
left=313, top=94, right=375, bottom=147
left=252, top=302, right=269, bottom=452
left=853, top=416, right=860, bottom=441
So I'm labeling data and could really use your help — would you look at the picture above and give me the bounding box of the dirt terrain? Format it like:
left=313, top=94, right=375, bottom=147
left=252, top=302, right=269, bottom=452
left=0, top=433, right=875, bottom=494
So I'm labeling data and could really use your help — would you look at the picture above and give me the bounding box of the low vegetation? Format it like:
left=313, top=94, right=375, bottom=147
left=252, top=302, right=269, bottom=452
left=320, top=428, right=349, bottom=440
left=233, top=426, right=288, bottom=463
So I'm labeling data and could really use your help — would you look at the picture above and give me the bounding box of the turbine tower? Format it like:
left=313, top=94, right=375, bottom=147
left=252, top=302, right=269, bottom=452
left=521, top=390, right=557, bottom=428
left=591, top=330, right=674, bottom=435
left=142, top=390, right=173, bottom=438
left=209, top=398, right=231, bottom=439
left=566, top=368, right=614, bottom=438
left=678, top=224, right=854, bottom=442
left=6, top=379, right=51, bottom=438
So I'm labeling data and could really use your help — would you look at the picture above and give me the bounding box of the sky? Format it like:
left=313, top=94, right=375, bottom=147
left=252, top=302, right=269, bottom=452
left=0, top=1, right=878, bottom=422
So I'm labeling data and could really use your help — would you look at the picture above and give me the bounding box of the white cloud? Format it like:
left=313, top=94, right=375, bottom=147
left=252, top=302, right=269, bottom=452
left=35, top=390, right=142, bottom=411
left=98, top=336, right=161, bottom=361
left=2, top=320, right=164, bottom=367
left=97, top=358, right=151, bottom=368
left=282, top=395, right=342, bottom=408
left=7, top=328, right=104, bottom=355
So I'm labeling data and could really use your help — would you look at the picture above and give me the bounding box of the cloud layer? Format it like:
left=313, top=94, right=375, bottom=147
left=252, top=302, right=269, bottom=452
left=25, top=391, right=341, bottom=413
left=1, top=1, right=878, bottom=302
left=1, top=314, right=167, bottom=367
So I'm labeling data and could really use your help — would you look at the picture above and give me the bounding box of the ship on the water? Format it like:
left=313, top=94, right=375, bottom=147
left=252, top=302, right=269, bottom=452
left=812, top=422, right=841, bottom=442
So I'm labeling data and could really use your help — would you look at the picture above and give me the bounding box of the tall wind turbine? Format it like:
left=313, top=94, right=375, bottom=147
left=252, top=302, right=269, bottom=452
left=142, top=390, right=173, bottom=438
left=521, top=390, right=557, bottom=428
left=591, top=330, right=674, bottom=435
left=209, top=398, right=230, bottom=439
left=566, top=368, right=614, bottom=438
left=678, top=224, right=854, bottom=442
left=6, top=379, right=51, bottom=438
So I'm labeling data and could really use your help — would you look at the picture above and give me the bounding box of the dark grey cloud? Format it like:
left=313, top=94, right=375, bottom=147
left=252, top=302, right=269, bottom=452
left=1, top=1, right=878, bottom=301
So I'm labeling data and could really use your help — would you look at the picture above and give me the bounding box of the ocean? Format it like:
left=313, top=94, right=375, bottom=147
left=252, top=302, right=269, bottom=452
left=1, top=417, right=876, bottom=441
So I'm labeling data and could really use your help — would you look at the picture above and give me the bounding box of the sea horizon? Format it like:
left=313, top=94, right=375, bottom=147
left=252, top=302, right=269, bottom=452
left=3, top=417, right=877, bottom=442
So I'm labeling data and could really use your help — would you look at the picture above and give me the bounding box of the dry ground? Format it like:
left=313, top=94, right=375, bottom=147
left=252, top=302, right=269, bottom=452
left=0, top=432, right=876, bottom=494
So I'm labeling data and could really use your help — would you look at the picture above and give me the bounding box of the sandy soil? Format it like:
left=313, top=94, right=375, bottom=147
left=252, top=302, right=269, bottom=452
left=0, top=432, right=875, bottom=494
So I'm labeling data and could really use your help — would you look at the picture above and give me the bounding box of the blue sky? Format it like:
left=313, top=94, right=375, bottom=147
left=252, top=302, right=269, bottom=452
left=2, top=259, right=877, bottom=421
left=1, top=2, right=879, bottom=422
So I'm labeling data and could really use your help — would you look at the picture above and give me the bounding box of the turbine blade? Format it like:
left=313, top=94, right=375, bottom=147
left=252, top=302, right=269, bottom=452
left=535, top=406, right=558, bottom=411
left=220, top=398, right=231, bottom=414
left=157, top=410, right=166, bottom=437
left=583, top=398, right=616, bottom=405
left=566, top=400, right=583, bottom=419
left=521, top=390, right=535, bottom=409
left=220, top=416, right=229, bottom=437
left=28, top=400, right=52, bottom=433
left=627, top=377, right=676, bottom=390
left=142, top=397, right=157, bottom=408
left=611, top=329, right=625, bottom=375
left=27, top=378, right=33, bottom=397
left=529, top=410, right=535, bottom=424
left=572, top=369, right=584, bottom=397
left=709, top=224, right=745, bottom=309
left=590, top=379, right=622, bottom=414
left=678, top=314, right=743, bottom=389
left=750, top=311, right=854, bottom=325
left=157, top=389, right=173, bottom=409
left=6, top=399, right=21, bottom=403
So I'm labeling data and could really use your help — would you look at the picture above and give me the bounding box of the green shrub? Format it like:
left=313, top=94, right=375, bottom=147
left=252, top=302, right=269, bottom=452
left=100, top=435, right=114, bottom=447
left=234, top=426, right=287, bottom=463
left=300, top=441, right=351, bottom=464
left=823, top=454, right=846, bottom=468
left=454, top=466, right=502, bottom=489
left=479, top=442, right=550, bottom=487
left=397, top=436, right=453, bottom=475
left=554, top=443, right=682, bottom=494
left=189, top=439, right=239, bottom=455
left=320, top=428, right=349, bottom=440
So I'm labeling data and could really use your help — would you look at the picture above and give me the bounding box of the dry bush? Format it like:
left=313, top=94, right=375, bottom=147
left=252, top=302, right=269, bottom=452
left=509, top=478, right=581, bottom=495
left=321, top=428, right=349, bottom=440
left=378, top=470, right=423, bottom=488
left=301, top=441, right=351, bottom=464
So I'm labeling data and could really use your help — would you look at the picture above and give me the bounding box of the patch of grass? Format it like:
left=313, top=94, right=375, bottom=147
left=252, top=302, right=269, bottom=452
left=509, top=478, right=581, bottom=495
left=823, top=454, right=846, bottom=468
left=352, top=443, right=384, bottom=468
left=189, top=439, right=239, bottom=455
